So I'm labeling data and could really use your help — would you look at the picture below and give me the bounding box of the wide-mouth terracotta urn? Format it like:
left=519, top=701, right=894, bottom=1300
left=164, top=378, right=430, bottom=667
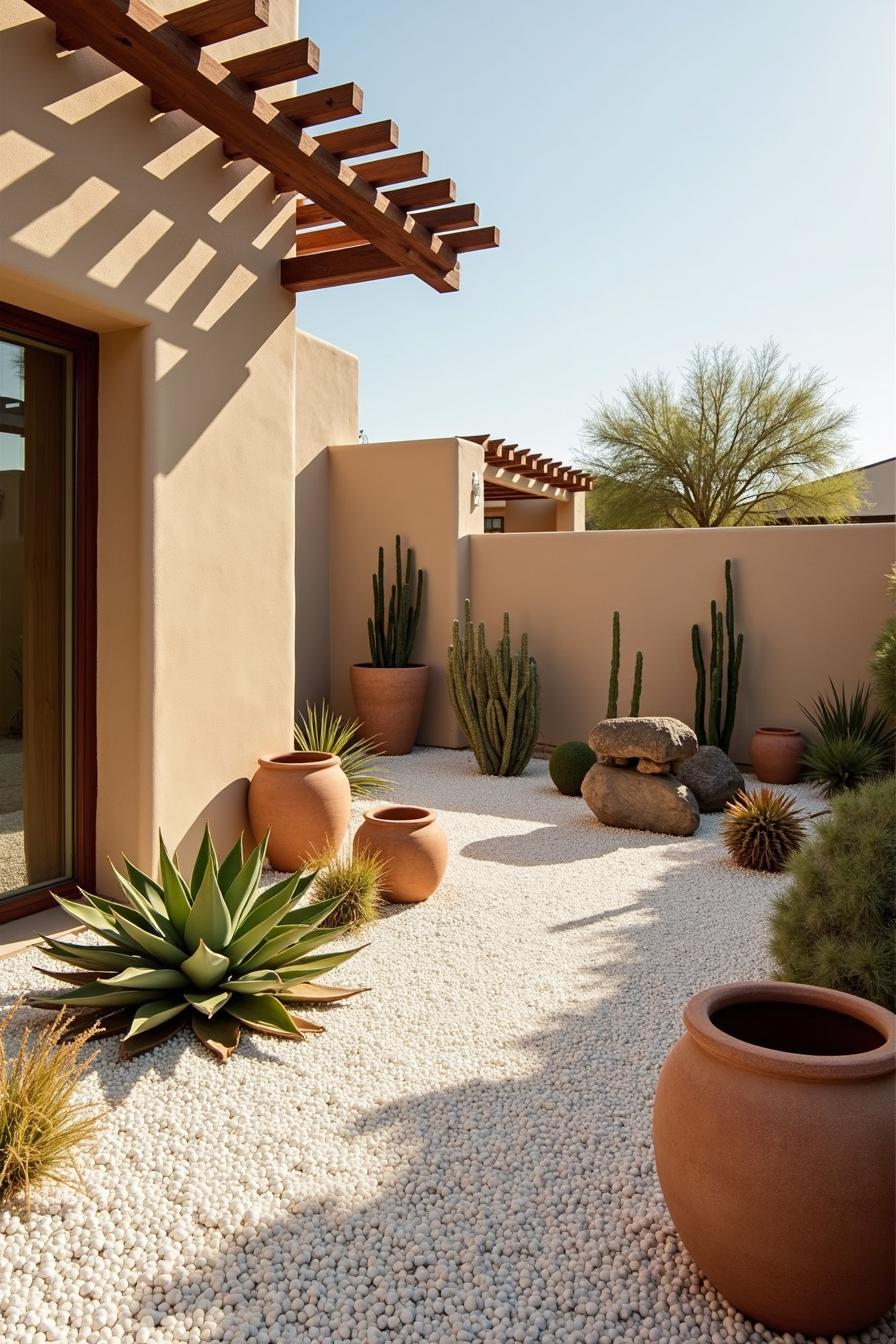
left=749, top=727, right=805, bottom=784
left=653, top=981, right=896, bottom=1336
left=350, top=664, right=429, bottom=756
left=353, top=804, right=447, bottom=903
left=248, top=751, right=351, bottom=872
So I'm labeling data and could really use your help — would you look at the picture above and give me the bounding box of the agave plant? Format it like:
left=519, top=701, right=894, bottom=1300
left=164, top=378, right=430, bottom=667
left=721, top=787, right=806, bottom=873
left=800, top=681, right=894, bottom=763
left=294, top=702, right=391, bottom=799
left=27, top=828, right=367, bottom=1062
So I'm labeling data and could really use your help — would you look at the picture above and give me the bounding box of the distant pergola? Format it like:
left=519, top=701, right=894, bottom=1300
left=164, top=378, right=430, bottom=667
left=460, top=435, right=593, bottom=502
left=28, top=0, right=499, bottom=293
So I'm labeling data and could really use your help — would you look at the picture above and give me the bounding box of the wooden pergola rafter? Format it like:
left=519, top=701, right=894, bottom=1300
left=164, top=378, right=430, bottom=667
left=32, top=0, right=500, bottom=294
left=461, top=433, right=593, bottom=495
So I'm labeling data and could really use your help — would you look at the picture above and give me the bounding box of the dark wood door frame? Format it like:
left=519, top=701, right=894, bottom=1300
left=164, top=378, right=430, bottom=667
left=0, top=300, right=97, bottom=922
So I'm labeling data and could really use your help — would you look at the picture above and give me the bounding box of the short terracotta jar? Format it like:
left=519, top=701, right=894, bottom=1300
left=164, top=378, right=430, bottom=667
left=350, top=664, right=429, bottom=756
left=353, top=805, right=447, bottom=904
left=749, top=727, right=805, bottom=784
left=248, top=751, right=351, bottom=872
left=653, top=982, right=896, bottom=1336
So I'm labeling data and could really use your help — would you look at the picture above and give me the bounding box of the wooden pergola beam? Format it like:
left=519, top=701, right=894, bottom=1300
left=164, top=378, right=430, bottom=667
left=166, top=0, right=269, bottom=46
left=281, top=244, right=453, bottom=293
left=350, top=151, right=429, bottom=186
left=314, top=119, right=399, bottom=160
left=295, top=178, right=456, bottom=232
left=30, top=0, right=461, bottom=292
left=273, top=82, right=364, bottom=127
left=225, top=35, right=319, bottom=86
left=294, top=204, right=481, bottom=256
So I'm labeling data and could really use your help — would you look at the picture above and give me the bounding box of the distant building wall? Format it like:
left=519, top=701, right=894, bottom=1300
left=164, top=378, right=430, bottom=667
left=857, top=458, right=895, bottom=520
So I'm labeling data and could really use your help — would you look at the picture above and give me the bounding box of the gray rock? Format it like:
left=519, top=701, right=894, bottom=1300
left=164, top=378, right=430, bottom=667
left=589, top=716, right=698, bottom=765
left=636, top=758, right=671, bottom=775
left=672, top=745, right=745, bottom=813
left=581, top=763, right=700, bottom=836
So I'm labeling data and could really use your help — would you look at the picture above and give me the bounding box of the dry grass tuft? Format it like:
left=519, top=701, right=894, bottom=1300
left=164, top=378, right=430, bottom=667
left=0, top=1002, right=103, bottom=1213
left=312, top=845, right=386, bottom=932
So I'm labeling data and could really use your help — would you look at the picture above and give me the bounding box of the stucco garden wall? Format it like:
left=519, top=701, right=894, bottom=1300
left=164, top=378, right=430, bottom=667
left=0, top=0, right=299, bottom=883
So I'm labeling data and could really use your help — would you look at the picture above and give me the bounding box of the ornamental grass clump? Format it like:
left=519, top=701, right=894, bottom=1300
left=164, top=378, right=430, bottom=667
left=720, top=787, right=806, bottom=873
left=769, top=776, right=896, bottom=1010
left=312, top=846, right=385, bottom=931
left=800, top=680, right=894, bottom=798
left=1, top=1004, right=102, bottom=1212
left=27, top=827, right=367, bottom=1062
left=295, top=702, right=391, bottom=799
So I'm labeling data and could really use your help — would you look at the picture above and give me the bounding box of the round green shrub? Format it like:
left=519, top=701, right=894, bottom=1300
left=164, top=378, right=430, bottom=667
left=549, top=740, right=597, bottom=796
left=769, top=776, right=896, bottom=1010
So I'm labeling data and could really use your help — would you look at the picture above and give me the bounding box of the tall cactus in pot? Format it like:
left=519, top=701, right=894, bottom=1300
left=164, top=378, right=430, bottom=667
left=447, top=600, right=540, bottom=776
left=368, top=535, right=424, bottom=668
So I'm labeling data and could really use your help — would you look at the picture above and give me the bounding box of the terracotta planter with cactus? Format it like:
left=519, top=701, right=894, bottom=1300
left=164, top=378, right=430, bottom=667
left=352, top=536, right=427, bottom=757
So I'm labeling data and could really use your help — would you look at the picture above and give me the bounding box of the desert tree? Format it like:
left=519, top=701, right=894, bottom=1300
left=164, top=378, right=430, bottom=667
left=580, top=341, right=862, bottom=528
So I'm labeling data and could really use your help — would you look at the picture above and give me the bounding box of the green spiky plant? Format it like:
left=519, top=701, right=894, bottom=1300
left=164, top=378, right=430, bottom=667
left=295, top=702, right=391, bottom=799
left=27, top=828, right=367, bottom=1062
left=720, top=787, right=807, bottom=874
left=368, top=536, right=425, bottom=668
left=799, top=680, right=894, bottom=797
left=871, top=565, right=896, bottom=719
left=769, top=776, right=896, bottom=1010
left=692, top=559, right=743, bottom=753
left=606, top=611, right=644, bottom=718
left=311, top=845, right=385, bottom=932
left=447, top=600, right=540, bottom=776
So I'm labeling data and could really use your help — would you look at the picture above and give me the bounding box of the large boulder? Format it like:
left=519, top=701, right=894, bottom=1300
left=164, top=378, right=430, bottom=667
left=582, top=763, right=700, bottom=836
left=589, top=716, right=698, bottom=765
left=672, top=745, right=745, bottom=813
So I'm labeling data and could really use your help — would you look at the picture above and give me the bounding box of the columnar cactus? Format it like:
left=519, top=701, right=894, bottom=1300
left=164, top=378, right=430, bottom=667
left=606, top=611, right=644, bottom=718
left=447, top=600, right=540, bottom=776
left=692, top=559, right=743, bottom=753
left=367, top=535, right=425, bottom=668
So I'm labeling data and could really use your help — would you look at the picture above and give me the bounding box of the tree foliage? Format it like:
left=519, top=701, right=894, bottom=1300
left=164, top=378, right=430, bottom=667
left=581, top=341, right=862, bottom=529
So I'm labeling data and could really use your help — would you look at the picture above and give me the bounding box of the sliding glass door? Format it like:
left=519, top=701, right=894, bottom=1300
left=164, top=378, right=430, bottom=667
left=0, top=303, right=96, bottom=919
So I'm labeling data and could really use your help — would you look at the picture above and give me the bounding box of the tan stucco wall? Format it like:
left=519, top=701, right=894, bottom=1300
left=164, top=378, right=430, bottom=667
left=329, top=438, right=485, bottom=747
left=468, top=524, right=896, bottom=762
left=1, top=0, right=299, bottom=881
left=295, top=330, right=359, bottom=710
left=503, top=498, right=557, bottom=532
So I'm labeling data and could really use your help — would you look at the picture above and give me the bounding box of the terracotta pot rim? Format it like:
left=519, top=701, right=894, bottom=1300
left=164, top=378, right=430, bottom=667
left=351, top=663, right=429, bottom=673
left=753, top=727, right=802, bottom=737
left=256, top=751, right=341, bottom=771
left=683, top=981, right=896, bottom=1081
left=362, top=804, right=435, bottom=827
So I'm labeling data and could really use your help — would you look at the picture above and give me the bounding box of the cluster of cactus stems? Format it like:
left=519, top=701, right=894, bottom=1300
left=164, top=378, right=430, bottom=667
left=606, top=611, right=643, bottom=718
left=367, top=535, right=424, bottom=668
left=447, top=600, right=540, bottom=776
left=692, top=559, right=743, bottom=754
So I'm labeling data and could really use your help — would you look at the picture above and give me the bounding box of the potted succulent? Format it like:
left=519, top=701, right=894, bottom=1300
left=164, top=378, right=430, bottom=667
left=653, top=981, right=895, bottom=1336
left=350, top=536, right=427, bottom=756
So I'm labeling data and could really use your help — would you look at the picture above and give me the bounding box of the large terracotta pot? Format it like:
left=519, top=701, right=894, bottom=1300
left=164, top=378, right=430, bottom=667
left=353, top=805, right=447, bottom=903
left=749, top=727, right=804, bottom=784
left=350, top=664, right=429, bottom=756
left=654, top=982, right=896, bottom=1336
left=248, top=751, right=351, bottom=871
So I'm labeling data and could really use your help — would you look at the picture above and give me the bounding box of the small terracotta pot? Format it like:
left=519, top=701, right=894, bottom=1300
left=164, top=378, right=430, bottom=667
left=653, top=982, right=896, bottom=1336
left=350, top=664, right=429, bottom=756
left=749, top=727, right=805, bottom=784
left=248, top=751, right=351, bottom=872
left=353, top=805, right=447, bottom=903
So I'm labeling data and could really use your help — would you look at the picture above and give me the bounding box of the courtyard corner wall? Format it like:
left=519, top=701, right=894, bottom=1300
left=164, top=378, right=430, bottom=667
left=328, top=438, right=485, bottom=747
left=0, top=0, right=299, bottom=884
left=295, top=331, right=359, bottom=712
left=469, top=524, right=896, bottom=763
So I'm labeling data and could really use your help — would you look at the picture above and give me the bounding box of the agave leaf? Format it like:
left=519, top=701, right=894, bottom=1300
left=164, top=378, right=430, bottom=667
left=190, top=825, right=218, bottom=898
left=36, top=968, right=106, bottom=986
left=223, top=835, right=270, bottom=923
left=273, top=983, right=368, bottom=1004
left=192, top=1010, right=240, bottom=1061
left=275, top=946, right=365, bottom=982
left=124, top=857, right=168, bottom=920
left=105, top=965, right=191, bottom=991
left=110, top=864, right=170, bottom=932
left=28, top=983, right=158, bottom=1010
left=51, top=893, right=120, bottom=939
left=275, top=894, right=344, bottom=931
left=221, top=969, right=282, bottom=992
left=264, top=924, right=352, bottom=970
left=185, top=989, right=231, bottom=1018
left=59, top=1006, right=133, bottom=1039
left=236, top=922, right=330, bottom=974
left=225, top=993, right=306, bottom=1038
left=111, top=867, right=184, bottom=946
left=115, top=910, right=186, bottom=967
left=284, top=1013, right=325, bottom=1034
left=217, top=834, right=245, bottom=903
left=180, top=940, right=231, bottom=989
left=123, top=997, right=189, bottom=1040
left=38, top=938, right=151, bottom=973
left=184, top=859, right=232, bottom=953
left=158, top=834, right=192, bottom=935
left=225, top=877, right=303, bottom=965
left=119, top=1015, right=185, bottom=1059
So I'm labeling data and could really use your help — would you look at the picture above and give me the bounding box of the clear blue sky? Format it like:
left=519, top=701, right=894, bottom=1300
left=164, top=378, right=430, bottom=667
left=298, top=0, right=894, bottom=469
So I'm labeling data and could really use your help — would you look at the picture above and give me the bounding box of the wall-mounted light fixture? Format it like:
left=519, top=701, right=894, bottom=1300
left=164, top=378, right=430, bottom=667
left=471, top=470, right=482, bottom=509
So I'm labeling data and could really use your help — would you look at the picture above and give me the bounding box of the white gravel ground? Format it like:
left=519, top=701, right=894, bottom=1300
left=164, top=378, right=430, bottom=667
left=0, top=749, right=891, bottom=1344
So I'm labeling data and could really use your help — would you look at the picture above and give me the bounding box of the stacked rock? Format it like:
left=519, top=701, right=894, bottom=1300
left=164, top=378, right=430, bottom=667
left=672, top=744, right=744, bottom=813
left=581, top=716, right=701, bottom=836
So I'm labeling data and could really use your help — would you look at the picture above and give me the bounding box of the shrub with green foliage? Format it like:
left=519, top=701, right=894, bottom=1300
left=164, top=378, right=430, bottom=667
left=312, top=846, right=385, bottom=931
left=27, top=828, right=367, bottom=1061
left=549, top=741, right=597, bottom=797
left=800, top=680, right=894, bottom=797
left=769, top=776, right=896, bottom=1010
